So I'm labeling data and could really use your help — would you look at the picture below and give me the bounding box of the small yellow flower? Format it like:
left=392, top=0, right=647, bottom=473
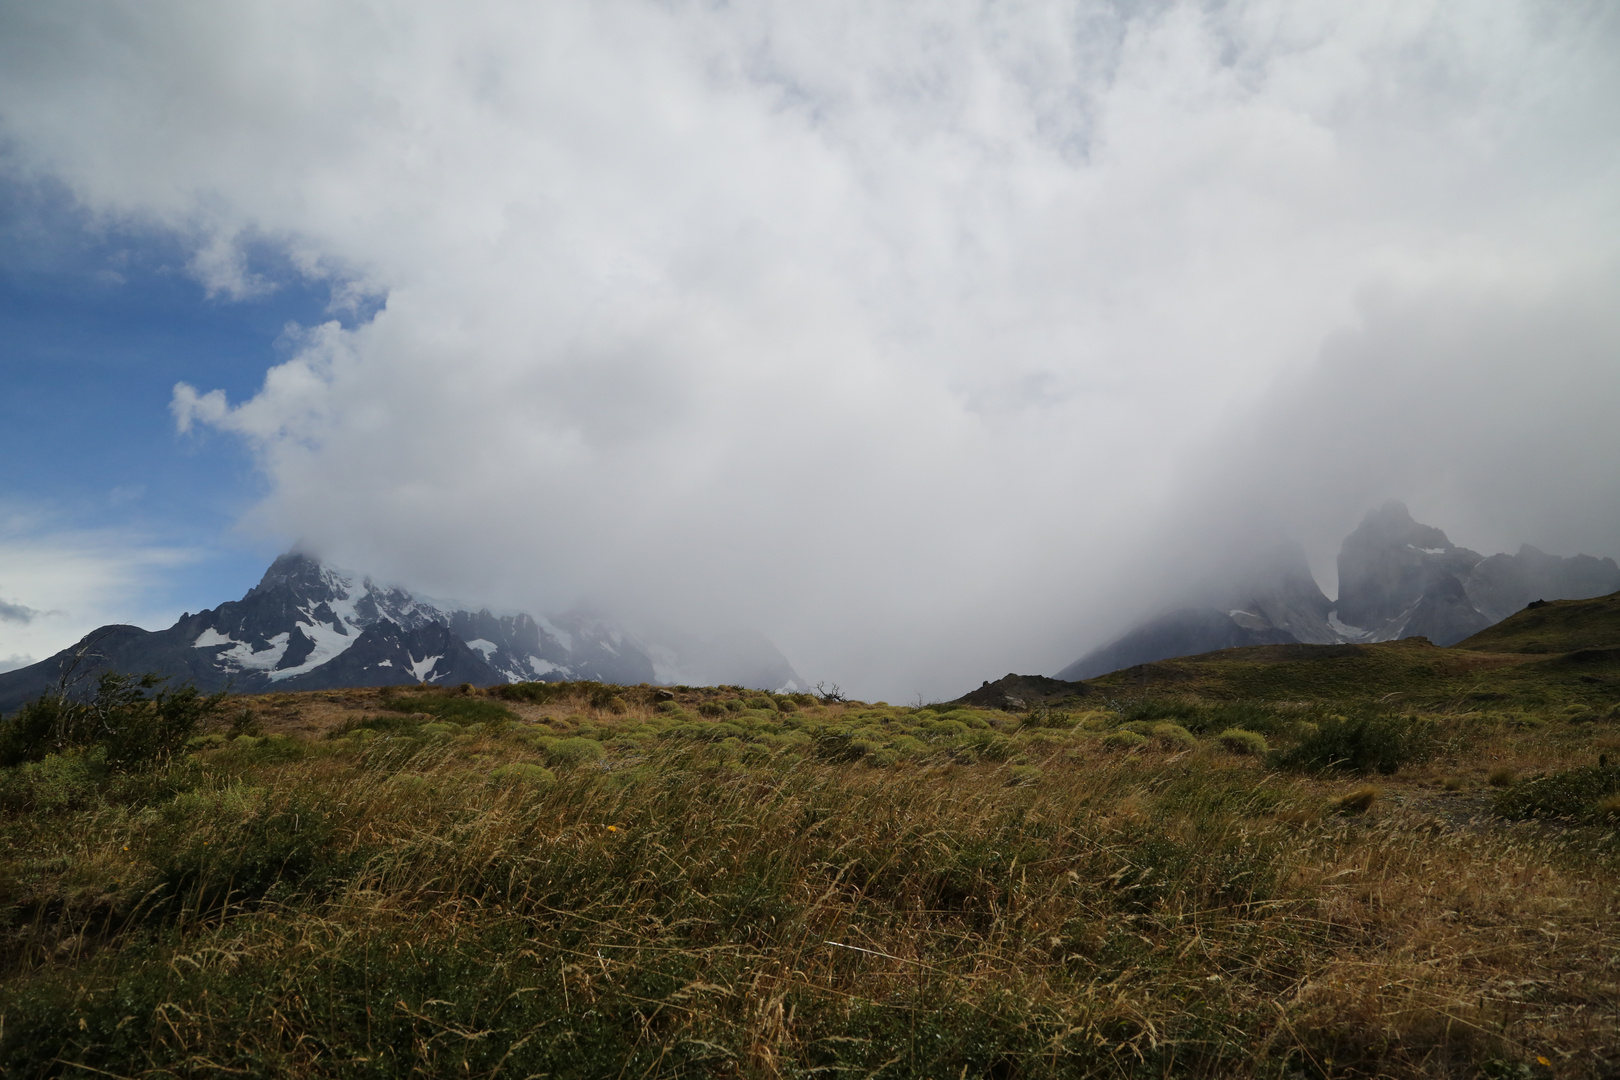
left=1538, top=1057, right=1551, bottom=1067
left=607, top=825, right=618, bottom=832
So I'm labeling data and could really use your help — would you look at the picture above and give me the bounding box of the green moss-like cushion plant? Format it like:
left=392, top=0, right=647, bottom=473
left=1217, top=728, right=1268, bottom=755
left=1102, top=729, right=1149, bottom=751
left=545, top=737, right=605, bottom=768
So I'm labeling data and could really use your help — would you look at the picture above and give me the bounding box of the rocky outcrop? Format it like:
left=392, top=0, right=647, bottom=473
left=1397, top=574, right=1492, bottom=646
left=1334, top=500, right=1482, bottom=634
left=953, top=673, right=1090, bottom=710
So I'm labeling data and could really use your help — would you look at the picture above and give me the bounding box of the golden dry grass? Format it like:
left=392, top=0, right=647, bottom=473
left=4, top=693, right=1619, bottom=1078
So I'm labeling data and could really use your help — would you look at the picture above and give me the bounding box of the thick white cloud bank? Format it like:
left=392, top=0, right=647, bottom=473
left=3, top=1, right=1618, bottom=698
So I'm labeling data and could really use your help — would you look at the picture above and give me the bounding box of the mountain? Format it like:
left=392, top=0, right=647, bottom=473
left=1056, top=542, right=1335, bottom=681
left=0, top=552, right=803, bottom=712
left=1057, top=501, right=1620, bottom=680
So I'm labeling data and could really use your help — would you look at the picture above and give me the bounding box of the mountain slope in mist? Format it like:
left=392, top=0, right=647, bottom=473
left=1057, top=501, right=1620, bottom=680
left=0, top=554, right=803, bottom=712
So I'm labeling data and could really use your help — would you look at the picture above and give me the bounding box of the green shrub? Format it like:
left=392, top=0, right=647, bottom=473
left=1102, top=729, right=1149, bottom=751
left=964, top=731, right=1015, bottom=761
left=1270, top=714, right=1433, bottom=775
left=671, top=720, right=747, bottom=742
left=335, top=712, right=425, bottom=737
left=813, top=729, right=875, bottom=763
left=545, top=737, right=605, bottom=768
left=155, top=796, right=355, bottom=914
left=919, top=718, right=967, bottom=741
left=1149, top=722, right=1197, bottom=750
left=489, top=762, right=556, bottom=787
left=888, top=735, right=929, bottom=757
left=0, top=673, right=223, bottom=769
left=380, top=694, right=515, bottom=726
left=1118, top=699, right=1292, bottom=737
left=1021, top=707, right=1078, bottom=730
left=491, top=681, right=571, bottom=705
left=697, top=701, right=728, bottom=717
left=1198, top=702, right=1291, bottom=737
left=1492, top=764, right=1620, bottom=822
left=1217, top=728, right=1268, bottom=756
left=1121, top=721, right=1196, bottom=750
left=0, top=748, right=106, bottom=812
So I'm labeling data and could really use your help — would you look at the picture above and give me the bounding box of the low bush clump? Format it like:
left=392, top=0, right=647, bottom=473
left=1217, top=728, right=1267, bottom=755
left=1148, top=722, right=1198, bottom=750
left=491, top=681, right=572, bottom=704
left=489, top=762, right=556, bottom=787
left=544, top=736, right=606, bottom=768
left=1117, top=699, right=1290, bottom=737
left=1331, top=786, right=1379, bottom=815
left=1102, top=729, right=1148, bottom=751
left=1270, top=713, right=1433, bottom=775
left=1492, top=763, right=1620, bottom=822
left=380, top=693, right=515, bottom=726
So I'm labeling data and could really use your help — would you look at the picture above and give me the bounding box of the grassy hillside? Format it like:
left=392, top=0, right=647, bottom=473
left=2, top=662, right=1619, bottom=1077
left=1086, top=633, right=1620, bottom=712
left=1454, top=591, right=1620, bottom=655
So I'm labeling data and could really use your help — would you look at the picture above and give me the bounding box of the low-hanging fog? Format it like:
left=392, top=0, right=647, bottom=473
left=3, top=1, right=1618, bottom=700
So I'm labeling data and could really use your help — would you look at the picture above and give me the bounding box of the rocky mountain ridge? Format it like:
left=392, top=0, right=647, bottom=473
left=1057, top=501, right=1620, bottom=680
left=0, top=553, right=802, bottom=712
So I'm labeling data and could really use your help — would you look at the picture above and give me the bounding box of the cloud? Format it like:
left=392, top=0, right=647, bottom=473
left=0, top=522, right=197, bottom=668
left=0, top=597, right=39, bottom=624
left=2, top=1, right=1618, bottom=696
